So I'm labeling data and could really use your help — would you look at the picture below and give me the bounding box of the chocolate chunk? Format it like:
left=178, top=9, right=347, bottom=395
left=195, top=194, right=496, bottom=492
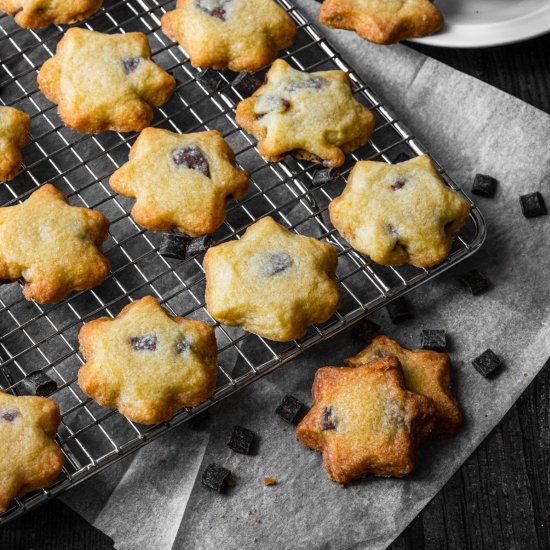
left=312, top=168, right=339, bottom=187
left=393, top=152, right=411, bottom=163
left=472, top=348, right=503, bottom=377
left=176, top=338, right=190, bottom=354
left=121, top=57, right=142, bottom=74
left=385, top=297, right=411, bottom=324
left=321, top=406, right=336, bottom=430
left=350, top=318, right=380, bottom=343
left=520, top=192, right=547, bottom=218
left=202, top=463, right=232, bottom=493
left=391, top=179, right=406, bottom=191
left=159, top=233, right=191, bottom=260
left=129, top=334, right=157, bottom=351
left=286, top=76, right=325, bottom=91
left=187, top=235, right=213, bottom=256
left=196, top=0, right=230, bottom=20
left=1, top=410, right=17, bottom=422
left=13, top=6, right=23, bottom=15
left=472, top=174, right=498, bottom=198
left=275, top=394, right=304, bottom=424
left=172, top=145, right=210, bottom=178
left=232, top=72, right=263, bottom=97
left=460, top=269, right=490, bottom=296
left=420, top=329, right=447, bottom=351
left=227, top=425, right=255, bottom=455
left=196, top=68, right=223, bottom=94
left=265, top=252, right=292, bottom=277
left=21, top=371, right=58, bottom=397
left=386, top=224, right=399, bottom=238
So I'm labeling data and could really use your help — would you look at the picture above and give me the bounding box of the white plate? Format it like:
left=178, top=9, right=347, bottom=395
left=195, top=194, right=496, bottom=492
left=411, top=0, right=550, bottom=48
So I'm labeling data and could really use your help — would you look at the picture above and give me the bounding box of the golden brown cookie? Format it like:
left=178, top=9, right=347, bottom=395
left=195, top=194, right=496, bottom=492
left=0, top=184, right=110, bottom=304
left=161, top=0, right=296, bottom=72
left=345, top=335, right=462, bottom=438
left=235, top=59, right=375, bottom=168
left=37, top=29, right=176, bottom=134
left=329, top=155, right=470, bottom=268
left=204, top=216, right=340, bottom=342
left=0, top=391, right=64, bottom=513
left=319, top=0, right=444, bottom=44
left=0, top=0, right=102, bottom=28
left=0, top=106, right=30, bottom=183
left=110, top=128, right=249, bottom=236
left=296, top=356, right=435, bottom=484
left=78, top=296, right=217, bottom=425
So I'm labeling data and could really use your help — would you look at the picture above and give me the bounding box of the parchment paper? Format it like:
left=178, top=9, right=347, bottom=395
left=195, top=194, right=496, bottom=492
left=62, top=2, right=550, bottom=548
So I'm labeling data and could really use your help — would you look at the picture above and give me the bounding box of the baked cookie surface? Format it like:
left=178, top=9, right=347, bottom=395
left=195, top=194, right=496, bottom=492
left=0, top=391, right=64, bottom=513
left=329, top=155, right=470, bottom=268
left=161, top=0, right=296, bottom=72
left=235, top=59, right=375, bottom=168
left=0, top=184, right=110, bottom=304
left=78, top=296, right=217, bottom=425
left=204, top=216, right=340, bottom=342
left=37, top=28, right=175, bottom=134
left=296, top=356, right=435, bottom=484
left=346, top=335, right=462, bottom=438
left=110, top=128, right=249, bottom=236
left=319, top=0, right=444, bottom=44
left=0, top=106, right=30, bottom=183
left=0, top=0, right=102, bottom=28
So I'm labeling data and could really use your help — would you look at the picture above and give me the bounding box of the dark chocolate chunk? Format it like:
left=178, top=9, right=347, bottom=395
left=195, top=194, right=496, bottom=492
left=196, top=68, right=223, bottom=94
left=471, top=174, right=498, bottom=198
left=420, top=329, right=447, bottom=351
left=321, top=406, right=336, bottom=431
left=21, top=371, right=57, bottom=397
left=202, top=463, right=231, bottom=493
left=172, top=145, right=210, bottom=177
left=460, top=269, right=490, bottom=296
left=385, top=297, right=411, bottom=324
left=1, top=410, right=17, bottom=422
left=187, top=235, right=213, bottom=256
left=159, top=233, right=191, bottom=260
left=275, top=394, right=304, bottom=424
left=286, top=76, right=325, bottom=91
left=265, top=252, right=292, bottom=276
left=129, top=334, right=157, bottom=351
left=386, top=224, right=398, bottom=238
left=196, top=0, right=230, bottom=20
left=121, top=57, right=142, bottom=74
left=227, top=425, right=255, bottom=455
left=311, top=168, right=339, bottom=187
left=176, top=338, right=190, bottom=354
left=350, top=318, right=380, bottom=343
left=393, top=152, right=411, bottom=163
left=232, top=72, right=263, bottom=97
left=520, top=192, right=547, bottom=218
left=391, top=179, right=406, bottom=191
left=472, top=348, right=503, bottom=377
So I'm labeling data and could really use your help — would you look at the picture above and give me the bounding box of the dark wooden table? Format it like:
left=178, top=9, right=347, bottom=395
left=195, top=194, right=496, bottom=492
left=1, top=32, right=550, bottom=550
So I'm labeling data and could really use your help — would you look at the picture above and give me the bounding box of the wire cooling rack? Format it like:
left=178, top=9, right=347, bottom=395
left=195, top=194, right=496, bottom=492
left=0, top=0, right=486, bottom=523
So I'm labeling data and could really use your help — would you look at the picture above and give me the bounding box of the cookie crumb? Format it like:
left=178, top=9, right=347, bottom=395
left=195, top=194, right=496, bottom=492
left=263, top=477, right=277, bottom=486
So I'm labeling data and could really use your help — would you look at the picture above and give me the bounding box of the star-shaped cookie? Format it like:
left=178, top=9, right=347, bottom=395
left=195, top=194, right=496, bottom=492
left=345, top=335, right=462, bottom=438
left=0, top=391, right=64, bottom=513
left=319, top=0, right=444, bottom=45
left=110, top=128, right=249, bottom=236
left=78, top=296, right=217, bottom=425
left=204, top=216, right=340, bottom=341
left=235, top=59, right=375, bottom=168
left=37, top=29, right=176, bottom=134
left=329, top=155, right=471, bottom=267
left=0, top=0, right=102, bottom=28
left=0, top=106, right=30, bottom=183
left=296, top=356, right=435, bottom=484
left=161, top=0, right=296, bottom=72
left=0, top=184, right=110, bottom=304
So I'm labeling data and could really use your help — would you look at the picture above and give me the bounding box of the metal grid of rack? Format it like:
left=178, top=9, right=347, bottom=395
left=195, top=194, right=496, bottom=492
left=0, top=0, right=486, bottom=523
